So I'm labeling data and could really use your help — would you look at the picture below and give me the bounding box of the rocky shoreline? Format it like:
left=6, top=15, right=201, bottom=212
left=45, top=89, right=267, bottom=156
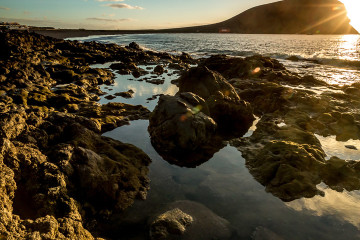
left=1, top=30, right=360, bottom=239
left=0, top=30, right=195, bottom=239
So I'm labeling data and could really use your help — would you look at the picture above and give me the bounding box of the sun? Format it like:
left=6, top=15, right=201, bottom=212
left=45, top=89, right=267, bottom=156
left=340, top=0, right=360, bottom=33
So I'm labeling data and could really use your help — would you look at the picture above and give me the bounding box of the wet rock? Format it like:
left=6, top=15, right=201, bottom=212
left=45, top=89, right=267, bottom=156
left=153, top=65, right=164, bottom=75
left=179, top=52, right=193, bottom=63
left=114, top=90, right=134, bottom=99
left=149, top=208, right=193, bottom=240
left=104, top=95, right=116, bottom=100
left=148, top=93, right=220, bottom=166
left=179, top=66, right=254, bottom=136
left=146, top=78, right=165, bottom=85
left=345, top=145, right=358, bottom=150
left=286, top=55, right=301, bottom=61
left=168, top=62, right=189, bottom=71
left=147, top=94, right=162, bottom=101
left=132, top=70, right=141, bottom=78
left=78, top=102, right=150, bottom=132
left=128, top=42, right=142, bottom=51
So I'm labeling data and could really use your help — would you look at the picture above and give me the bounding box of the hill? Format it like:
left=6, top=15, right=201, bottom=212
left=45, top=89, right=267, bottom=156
left=160, top=0, right=358, bottom=34
left=35, top=0, right=358, bottom=39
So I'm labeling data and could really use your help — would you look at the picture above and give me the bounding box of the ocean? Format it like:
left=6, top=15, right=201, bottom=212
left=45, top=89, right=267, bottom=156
left=73, top=34, right=360, bottom=240
left=72, top=33, right=360, bottom=85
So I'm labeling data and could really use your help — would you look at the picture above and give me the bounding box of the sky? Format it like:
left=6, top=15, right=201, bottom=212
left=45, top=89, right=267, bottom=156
left=0, top=0, right=279, bottom=30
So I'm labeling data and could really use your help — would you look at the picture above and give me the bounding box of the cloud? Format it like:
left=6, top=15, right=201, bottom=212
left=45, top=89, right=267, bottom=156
left=101, top=13, right=115, bottom=17
left=86, top=17, right=133, bottom=22
left=105, top=3, right=144, bottom=10
left=97, top=0, right=124, bottom=1
left=0, top=7, right=10, bottom=10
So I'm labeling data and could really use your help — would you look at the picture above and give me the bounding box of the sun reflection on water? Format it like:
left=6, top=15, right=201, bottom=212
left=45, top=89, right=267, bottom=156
left=338, top=35, right=360, bottom=60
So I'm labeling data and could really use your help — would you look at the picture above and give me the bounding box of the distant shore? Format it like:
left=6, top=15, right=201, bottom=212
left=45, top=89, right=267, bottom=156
left=32, top=29, right=152, bottom=39
left=33, top=29, right=359, bottom=40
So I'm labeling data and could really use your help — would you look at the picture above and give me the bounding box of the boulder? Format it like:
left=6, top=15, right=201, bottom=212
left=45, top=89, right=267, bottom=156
left=179, top=66, right=254, bottom=136
left=148, top=93, right=220, bottom=166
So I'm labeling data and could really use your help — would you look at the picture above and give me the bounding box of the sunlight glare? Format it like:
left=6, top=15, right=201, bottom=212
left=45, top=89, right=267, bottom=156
left=341, top=0, right=360, bottom=33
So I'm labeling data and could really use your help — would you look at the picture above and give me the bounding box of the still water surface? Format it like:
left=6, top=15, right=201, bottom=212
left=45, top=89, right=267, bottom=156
left=96, top=65, right=360, bottom=240
left=80, top=34, right=360, bottom=239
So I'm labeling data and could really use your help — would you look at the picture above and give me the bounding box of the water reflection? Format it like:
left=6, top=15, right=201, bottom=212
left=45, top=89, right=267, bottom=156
left=338, top=35, right=360, bottom=61
left=287, top=183, right=360, bottom=229
left=102, top=120, right=360, bottom=240
left=98, top=65, right=180, bottom=111
left=315, top=134, right=360, bottom=160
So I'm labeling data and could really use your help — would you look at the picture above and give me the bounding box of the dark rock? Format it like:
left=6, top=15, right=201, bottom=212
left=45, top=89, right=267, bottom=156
left=146, top=79, right=165, bottom=85
left=104, top=95, right=116, bottom=100
left=153, top=65, right=164, bottom=75
left=132, top=70, right=141, bottom=78
left=114, top=90, right=134, bottom=99
left=345, top=145, right=358, bottom=150
left=179, top=66, right=254, bottom=136
left=287, top=55, right=301, bottom=61
left=128, top=42, right=142, bottom=51
left=149, top=93, right=223, bottom=166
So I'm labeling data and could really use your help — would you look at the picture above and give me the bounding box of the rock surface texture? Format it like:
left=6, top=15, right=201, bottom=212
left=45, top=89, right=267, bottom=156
left=0, top=31, right=196, bottom=239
